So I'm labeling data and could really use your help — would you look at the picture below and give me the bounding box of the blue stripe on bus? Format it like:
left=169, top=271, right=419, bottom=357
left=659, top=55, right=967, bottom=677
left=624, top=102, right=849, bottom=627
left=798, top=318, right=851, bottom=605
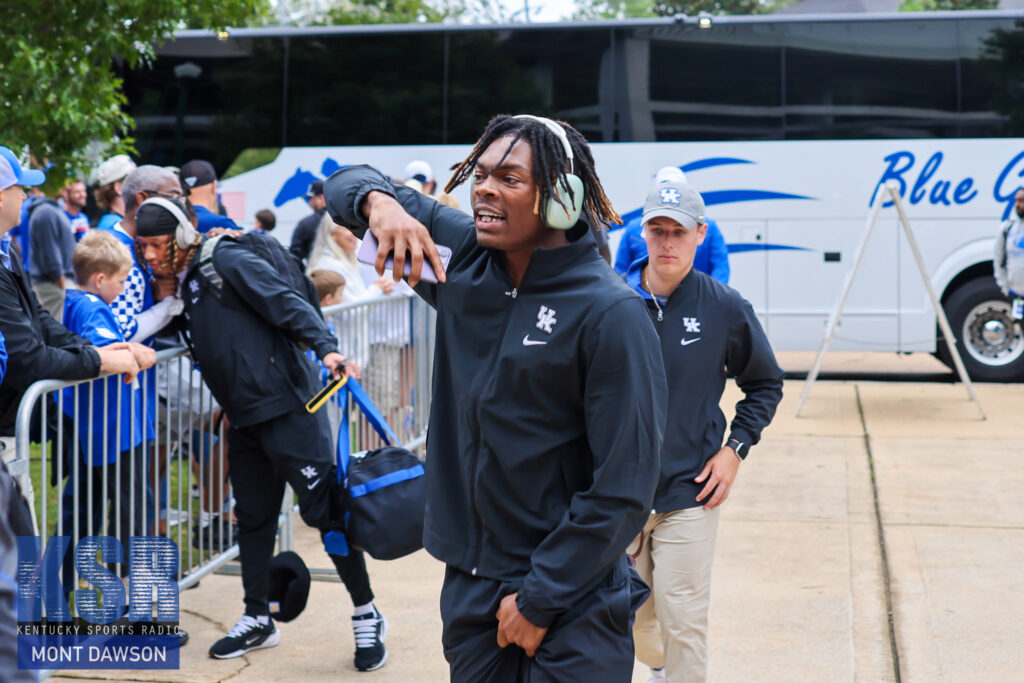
left=703, top=189, right=815, bottom=206
left=728, top=243, right=812, bottom=254
left=614, top=188, right=816, bottom=228
left=680, top=157, right=754, bottom=173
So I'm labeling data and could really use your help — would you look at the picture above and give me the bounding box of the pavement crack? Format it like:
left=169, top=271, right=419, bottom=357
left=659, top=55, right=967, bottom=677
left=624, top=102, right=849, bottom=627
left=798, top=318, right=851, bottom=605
left=855, top=384, right=902, bottom=683
left=180, top=607, right=253, bottom=681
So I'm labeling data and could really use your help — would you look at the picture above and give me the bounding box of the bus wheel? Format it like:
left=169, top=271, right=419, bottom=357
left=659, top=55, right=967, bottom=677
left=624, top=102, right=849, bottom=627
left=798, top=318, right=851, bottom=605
left=938, top=276, right=1024, bottom=382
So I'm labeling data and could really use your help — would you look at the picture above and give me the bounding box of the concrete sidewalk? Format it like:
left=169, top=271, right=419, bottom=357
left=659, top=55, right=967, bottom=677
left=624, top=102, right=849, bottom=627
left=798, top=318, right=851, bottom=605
left=52, top=377, right=1023, bottom=682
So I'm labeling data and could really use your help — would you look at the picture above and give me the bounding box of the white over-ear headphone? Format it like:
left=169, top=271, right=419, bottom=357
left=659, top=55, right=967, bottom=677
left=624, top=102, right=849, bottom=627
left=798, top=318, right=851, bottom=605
left=512, top=115, right=585, bottom=230
left=140, top=196, right=197, bottom=249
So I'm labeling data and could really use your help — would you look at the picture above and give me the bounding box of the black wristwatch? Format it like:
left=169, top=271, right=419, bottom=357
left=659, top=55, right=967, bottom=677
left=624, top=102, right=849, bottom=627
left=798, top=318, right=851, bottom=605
left=726, top=438, right=749, bottom=460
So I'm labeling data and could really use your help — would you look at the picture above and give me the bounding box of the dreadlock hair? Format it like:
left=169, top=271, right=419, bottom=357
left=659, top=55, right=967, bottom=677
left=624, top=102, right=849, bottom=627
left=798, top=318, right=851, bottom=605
left=446, top=114, right=621, bottom=227
left=134, top=198, right=202, bottom=275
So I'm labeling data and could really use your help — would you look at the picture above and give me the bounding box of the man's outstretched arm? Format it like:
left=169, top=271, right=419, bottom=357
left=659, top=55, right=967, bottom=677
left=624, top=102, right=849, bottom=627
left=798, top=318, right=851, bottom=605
left=324, top=165, right=475, bottom=291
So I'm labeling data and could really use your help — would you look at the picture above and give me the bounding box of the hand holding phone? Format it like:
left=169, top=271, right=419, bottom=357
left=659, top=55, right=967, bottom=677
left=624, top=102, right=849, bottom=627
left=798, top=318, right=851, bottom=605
left=359, top=191, right=451, bottom=286
left=357, top=231, right=452, bottom=285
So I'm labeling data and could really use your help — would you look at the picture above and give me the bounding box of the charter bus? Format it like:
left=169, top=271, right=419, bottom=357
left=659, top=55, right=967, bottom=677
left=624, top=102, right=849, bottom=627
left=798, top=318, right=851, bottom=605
left=121, top=11, right=1024, bottom=380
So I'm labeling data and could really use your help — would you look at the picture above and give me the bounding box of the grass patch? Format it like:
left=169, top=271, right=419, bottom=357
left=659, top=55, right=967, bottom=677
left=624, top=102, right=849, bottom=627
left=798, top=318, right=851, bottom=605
left=27, top=440, right=236, bottom=585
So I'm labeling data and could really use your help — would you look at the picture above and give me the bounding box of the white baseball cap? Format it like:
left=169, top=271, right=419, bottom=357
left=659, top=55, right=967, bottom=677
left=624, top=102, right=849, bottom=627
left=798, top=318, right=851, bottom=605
left=94, top=154, right=136, bottom=186
left=655, top=166, right=687, bottom=184
left=404, top=160, right=433, bottom=183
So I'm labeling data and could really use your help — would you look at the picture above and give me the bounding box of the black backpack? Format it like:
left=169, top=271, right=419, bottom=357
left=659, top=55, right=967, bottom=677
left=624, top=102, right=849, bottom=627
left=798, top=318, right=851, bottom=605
left=190, top=232, right=321, bottom=315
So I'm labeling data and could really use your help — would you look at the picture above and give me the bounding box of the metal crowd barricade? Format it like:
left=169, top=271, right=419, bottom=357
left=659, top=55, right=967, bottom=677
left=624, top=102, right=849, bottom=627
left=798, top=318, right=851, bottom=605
left=13, top=346, right=248, bottom=601
left=11, top=292, right=436, bottom=597
left=320, top=293, right=434, bottom=456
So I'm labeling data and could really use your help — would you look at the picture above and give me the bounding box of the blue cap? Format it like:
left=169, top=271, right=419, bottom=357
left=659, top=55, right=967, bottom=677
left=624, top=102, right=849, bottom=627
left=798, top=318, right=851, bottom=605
left=0, top=147, right=46, bottom=190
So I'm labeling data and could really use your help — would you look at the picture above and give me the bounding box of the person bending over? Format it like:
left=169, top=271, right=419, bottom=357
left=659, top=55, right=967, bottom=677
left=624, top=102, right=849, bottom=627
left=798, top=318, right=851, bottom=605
left=134, top=197, right=388, bottom=672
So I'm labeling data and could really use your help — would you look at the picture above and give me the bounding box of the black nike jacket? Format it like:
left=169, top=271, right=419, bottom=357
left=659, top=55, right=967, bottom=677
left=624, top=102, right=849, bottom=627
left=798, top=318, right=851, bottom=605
left=627, top=258, right=784, bottom=512
left=325, top=165, right=667, bottom=629
left=182, top=240, right=338, bottom=428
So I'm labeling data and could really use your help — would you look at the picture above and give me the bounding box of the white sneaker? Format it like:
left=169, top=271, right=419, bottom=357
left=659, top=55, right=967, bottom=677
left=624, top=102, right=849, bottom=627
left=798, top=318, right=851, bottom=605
left=648, top=668, right=667, bottom=683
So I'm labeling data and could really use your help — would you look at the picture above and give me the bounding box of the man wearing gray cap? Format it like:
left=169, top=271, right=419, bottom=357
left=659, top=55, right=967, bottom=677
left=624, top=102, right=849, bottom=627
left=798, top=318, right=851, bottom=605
left=614, top=167, right=730, bottom=284
left=625, top=180, right=783, bottom=683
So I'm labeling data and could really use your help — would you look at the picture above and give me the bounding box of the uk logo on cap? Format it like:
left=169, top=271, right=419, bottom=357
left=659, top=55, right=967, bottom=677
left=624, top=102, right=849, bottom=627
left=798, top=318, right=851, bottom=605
left=660, top=188, right=681, bottom=205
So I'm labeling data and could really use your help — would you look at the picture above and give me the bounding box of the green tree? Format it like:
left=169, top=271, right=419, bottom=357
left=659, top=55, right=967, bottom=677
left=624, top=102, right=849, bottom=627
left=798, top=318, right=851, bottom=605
left=900, top=0, right=996, bottom=9
left=324, top=0, right=465, bottom=24
left=574, top=0, right=791, bottom=19
left=573, top=0, right=658, bottom=20
left=0, top=1, right=264, bottom=188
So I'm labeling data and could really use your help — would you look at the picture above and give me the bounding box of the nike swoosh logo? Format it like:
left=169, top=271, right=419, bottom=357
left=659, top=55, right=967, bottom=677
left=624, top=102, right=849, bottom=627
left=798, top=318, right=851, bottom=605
left=522, top=335, right=547, bottom=346
left=307, top=479, right=320, bottom=490
left=680, top=337, right=701, bottom=346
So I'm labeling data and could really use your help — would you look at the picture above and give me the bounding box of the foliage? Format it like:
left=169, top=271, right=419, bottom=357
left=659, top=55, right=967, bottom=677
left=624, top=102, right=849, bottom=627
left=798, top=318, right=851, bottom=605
left=656, top=0, right=790, bottom=16
left=899, top=0, right=996, bottom=9
left=324, top=0, right=465, bottom=24
left=0, top=1, right=263, bottom=189
left=574, top=0, right=791, bottom=19
left=573, top=0, right=658, bottom=20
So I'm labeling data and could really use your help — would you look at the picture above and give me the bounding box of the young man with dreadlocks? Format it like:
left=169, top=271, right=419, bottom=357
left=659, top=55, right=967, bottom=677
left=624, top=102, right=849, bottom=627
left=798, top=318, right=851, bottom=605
left=133, top=198, right=391, bottom=672
left=325, top=114, right=667, bottom=681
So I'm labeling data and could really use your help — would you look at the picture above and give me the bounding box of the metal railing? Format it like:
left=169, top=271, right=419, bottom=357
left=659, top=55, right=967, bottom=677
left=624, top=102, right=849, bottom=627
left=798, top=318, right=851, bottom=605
left=10, top=292, right=435, bottom=604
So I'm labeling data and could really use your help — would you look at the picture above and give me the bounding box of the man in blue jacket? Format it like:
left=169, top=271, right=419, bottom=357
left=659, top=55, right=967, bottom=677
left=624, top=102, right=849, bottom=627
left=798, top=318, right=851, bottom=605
left=326, top=114, right=667, bottom=681
left=626, top=180, right=783, bottom=683
left=179, top=159, right=239, bottom=234
left=614, top=167, right=730, bottom=285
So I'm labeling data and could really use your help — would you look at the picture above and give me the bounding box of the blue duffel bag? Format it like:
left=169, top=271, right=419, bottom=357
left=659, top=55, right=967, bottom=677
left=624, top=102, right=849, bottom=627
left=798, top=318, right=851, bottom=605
left=323, top=378, right=426, bottom=561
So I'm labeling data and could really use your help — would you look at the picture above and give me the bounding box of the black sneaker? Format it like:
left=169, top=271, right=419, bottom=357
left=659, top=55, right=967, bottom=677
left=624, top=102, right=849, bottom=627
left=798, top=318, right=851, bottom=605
left=209, top=615, right=279, bottom=659
left=352, top=608, right=388, bottom=671
left=192, top=518, right=237, bottom=550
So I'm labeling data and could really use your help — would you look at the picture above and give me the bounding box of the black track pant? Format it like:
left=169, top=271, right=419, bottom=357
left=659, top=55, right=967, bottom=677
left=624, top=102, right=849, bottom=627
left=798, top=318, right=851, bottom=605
left=227, top=409, right=373, bottom=616
left=440, top=556, right=647, bottom=683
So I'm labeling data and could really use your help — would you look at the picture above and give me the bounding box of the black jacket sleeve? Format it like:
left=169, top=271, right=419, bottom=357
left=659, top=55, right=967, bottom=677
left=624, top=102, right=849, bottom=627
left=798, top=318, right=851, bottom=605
left=725, top=297, right=784, bottom=451
left=515, top=298, right=667, bottom=628
left=214, top=243, right=338, bottom=359
left=0, top=266, right=100, bottom=391
left=324, top=165, right=476, bottom=309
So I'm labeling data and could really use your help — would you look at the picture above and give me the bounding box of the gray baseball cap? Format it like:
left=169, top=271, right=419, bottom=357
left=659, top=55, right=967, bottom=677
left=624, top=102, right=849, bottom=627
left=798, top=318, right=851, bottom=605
left=641, top=180, right=705, bottom=230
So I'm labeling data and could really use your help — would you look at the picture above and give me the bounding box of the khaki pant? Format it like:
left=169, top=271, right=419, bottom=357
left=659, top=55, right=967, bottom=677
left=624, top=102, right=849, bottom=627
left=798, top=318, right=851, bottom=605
left=32, top=280, right=65, bottom=323
left=632, top=506, right=720, bottom=683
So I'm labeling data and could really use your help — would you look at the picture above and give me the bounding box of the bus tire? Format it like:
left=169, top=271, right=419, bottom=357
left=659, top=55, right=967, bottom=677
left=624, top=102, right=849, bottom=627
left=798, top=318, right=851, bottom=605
left=937, top=276, right=1024, bottom=382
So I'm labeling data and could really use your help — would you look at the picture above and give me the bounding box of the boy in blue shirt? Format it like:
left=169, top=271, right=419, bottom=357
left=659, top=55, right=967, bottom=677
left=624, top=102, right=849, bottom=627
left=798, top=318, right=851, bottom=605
left=59, top=230, right=157, bottom=593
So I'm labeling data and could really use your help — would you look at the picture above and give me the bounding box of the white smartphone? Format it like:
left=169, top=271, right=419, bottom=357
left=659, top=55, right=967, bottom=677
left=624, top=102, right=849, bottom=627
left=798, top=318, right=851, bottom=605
left=356, top=232, right=452, bottom=284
